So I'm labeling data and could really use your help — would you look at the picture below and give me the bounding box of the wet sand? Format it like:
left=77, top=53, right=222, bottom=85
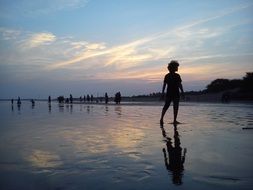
left=0, top=101, right=253, bottom=190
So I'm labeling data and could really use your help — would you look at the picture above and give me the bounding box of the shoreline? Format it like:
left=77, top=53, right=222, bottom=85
left=1, top=99, right=253, bottom=106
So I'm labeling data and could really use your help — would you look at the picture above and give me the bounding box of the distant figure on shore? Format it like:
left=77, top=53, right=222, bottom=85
left=11, top=99, right=14, bottom=111
left=114, top=92, right=121, bottom=104
left=105, top=93, right=109, bottom=104
left=31, top=99, right=35, bottom=108
left=161, top=124, right=186, bottom=185
left=57, top=96, right=64, bottom=103
left=17, top=97, right=21, bottom=105
left=160, top=60, right=184, bottom=125
left=83, top=95, right=86, bottom=102
left=70, top=94, right=73, bottom=104
left=48, top=96, right=51, bottom=112
left=91, top=95, right=94, bottom=102
left=87, top=95, right=90, bottom=102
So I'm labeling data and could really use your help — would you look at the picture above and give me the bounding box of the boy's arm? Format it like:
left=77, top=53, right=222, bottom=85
left=162, top=82, right=166, bottom=94
left=160, top=81, right=166, bottom=100
left=162, top=75, right=167, bottom=94
left=179, top=83, right=185, bottom=98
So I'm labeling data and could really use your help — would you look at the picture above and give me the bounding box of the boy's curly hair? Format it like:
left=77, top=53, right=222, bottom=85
left=168, top=60, right=179, bottom=71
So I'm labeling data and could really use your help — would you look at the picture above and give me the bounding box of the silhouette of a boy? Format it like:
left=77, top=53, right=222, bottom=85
left=160, top=60, right=184, bottom=125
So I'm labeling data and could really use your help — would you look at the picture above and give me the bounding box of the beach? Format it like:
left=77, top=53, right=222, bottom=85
left=0, top=101, right=253, bottom=190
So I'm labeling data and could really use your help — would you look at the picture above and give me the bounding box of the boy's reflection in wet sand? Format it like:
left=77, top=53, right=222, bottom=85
left=161, top=124, right=187, bottom=185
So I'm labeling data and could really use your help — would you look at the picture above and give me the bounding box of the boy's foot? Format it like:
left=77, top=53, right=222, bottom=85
left=173, top=120, right=181, bottom=125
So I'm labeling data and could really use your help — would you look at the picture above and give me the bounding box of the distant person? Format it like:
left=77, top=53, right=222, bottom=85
left=31, top=99, right=35, bottom=108
left=17, top=97, right=21, bottom=105
left=105, top=93, right=109, bottom=104
left=87, top=95, right=90, bottom=102
left=70, top=94, right=73, bottom=104
left=118, top=92, right=121, bottom=104
left=11, top=98, right=14, bottom=111
left=91, top=95, right=94, bottom=102
left=160, top=60, right=184, bottom=125
left=83, top=95, right=86, bottom=102
left=48, top=96, right=52, bottom=112
left=57, top=96, right=64, bottom=103
left=114, top=92, right=121, bottom=104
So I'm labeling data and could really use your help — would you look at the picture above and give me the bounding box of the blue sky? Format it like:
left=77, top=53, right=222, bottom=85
left=0, top=0, right=253, bottom=98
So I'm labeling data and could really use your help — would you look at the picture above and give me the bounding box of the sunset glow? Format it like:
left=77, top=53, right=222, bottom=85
left=0, top=0, right=252, bottom=98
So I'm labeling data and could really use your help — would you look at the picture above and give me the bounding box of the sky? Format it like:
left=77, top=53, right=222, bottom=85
left=0, top=0, right=253, bottom=98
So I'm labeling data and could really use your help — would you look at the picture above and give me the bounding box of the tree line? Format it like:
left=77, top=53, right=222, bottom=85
left=204, top=72, right=253, bottom=93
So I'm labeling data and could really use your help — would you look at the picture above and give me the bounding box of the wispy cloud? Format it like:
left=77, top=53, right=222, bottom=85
left=0, top=27, right=21, bottom=40
left=174, top=2, right=253, bottom=31
left=45, top=2, right=253, bottom=72
left=23, top=32, right=56, bottom=48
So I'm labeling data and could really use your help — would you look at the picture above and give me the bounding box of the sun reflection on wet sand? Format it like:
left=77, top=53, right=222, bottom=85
left=27, top=150, right=62, bottom=169
left=60, top=129, right=111, bottom=154
left=60, top=121, right=146, bottom=157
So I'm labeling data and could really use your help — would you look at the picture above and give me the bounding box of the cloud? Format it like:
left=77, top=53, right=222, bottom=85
left=85, top=43, right=106, bottom=50
left=174, top=2, right=253, bottom=31
left=45, top=2, right=253, bottom=71
left=0, top=27, right=21, bottom=40
left=23, top=32, right=56, bottom=48
left=95, top=69, right=164, bottom=82
left=1, top=2, right=252, bottom=86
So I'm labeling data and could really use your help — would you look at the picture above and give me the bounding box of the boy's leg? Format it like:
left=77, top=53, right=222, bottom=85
left=173, top=99, right=179, bottom=123
left=160, top=99, right=171, bottom=125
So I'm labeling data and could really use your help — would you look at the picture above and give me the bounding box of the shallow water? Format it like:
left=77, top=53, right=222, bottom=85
left=0, top=101, right=253, bottom=190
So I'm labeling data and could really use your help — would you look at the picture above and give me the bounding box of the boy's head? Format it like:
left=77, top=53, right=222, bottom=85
left=168, top=60, right=179, bottom=72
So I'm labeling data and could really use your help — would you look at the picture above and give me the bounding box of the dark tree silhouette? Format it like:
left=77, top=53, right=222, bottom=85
left=206, top=79, right=231, bottom=93
left=242, top=72, right=253, bottom=92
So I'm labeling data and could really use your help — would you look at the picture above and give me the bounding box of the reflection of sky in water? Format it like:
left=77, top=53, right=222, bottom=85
left=0, top=101, right=253, bottom=190
left=61, top=125, right=145, bottom=155
left=27, top=150, right=62, bottom=169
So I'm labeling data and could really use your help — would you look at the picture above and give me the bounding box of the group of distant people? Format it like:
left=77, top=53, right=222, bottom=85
left=11, top=97, right=35, bottom=110
left=11, top=92, right=121, bottom=107
left=55, top=92, right=121, bottom=104
left=114, top=92, right=121, bottom=104
left=78, top=94, right=95, bottom=103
